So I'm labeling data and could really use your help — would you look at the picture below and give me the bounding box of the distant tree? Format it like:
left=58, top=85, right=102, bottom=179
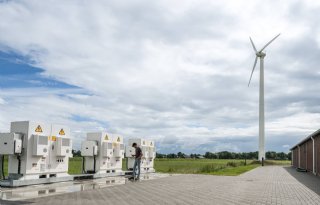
left=204, top=152, right=216, bottom=159
left=167, top=153, right=177, bottom=158
left=177, top=152, right=186, bottom=158
left=276, top=152, right=287, bottom=160
left=287, top=152, right=292, bottom=160
left=156, top=150, right=290, bottom=161
left=266, top=151, right=277, bottom=159
left=156, top=153, right=166, bottom=158
left=72, top=149, right=81, bottom=157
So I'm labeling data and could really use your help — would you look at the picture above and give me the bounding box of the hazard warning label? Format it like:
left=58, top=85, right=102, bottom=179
left=105, top=134, right=109, bottom=140
left=35, top=125, right=43, bottom=133
left=59, top=129, right=65, bottom=135
left=117, top=137, right=121, bottom=142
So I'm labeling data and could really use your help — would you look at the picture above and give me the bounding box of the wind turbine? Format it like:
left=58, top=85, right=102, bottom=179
left=248, top=33, right=280, bottom=161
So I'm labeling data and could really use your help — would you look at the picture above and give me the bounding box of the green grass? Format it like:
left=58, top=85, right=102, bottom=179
left=68, top=157, right=128, bottom=175
left=68, top=157, right=83, bottom=175
left=153, top=158, right=291, bottom=176
left=208, top=164, right=260, bottom=176
left=0, top=157, right=291, bottom=178
left=154, top=158, right=257, bottom=175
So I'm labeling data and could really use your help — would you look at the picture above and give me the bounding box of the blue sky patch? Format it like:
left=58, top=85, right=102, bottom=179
left=0, top=51, right=76, bottom=89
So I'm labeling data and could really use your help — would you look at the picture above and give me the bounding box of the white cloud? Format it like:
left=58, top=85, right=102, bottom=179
left=0, top=97, right=5, bottom=105
left=0, top=0, right=320, bottom=153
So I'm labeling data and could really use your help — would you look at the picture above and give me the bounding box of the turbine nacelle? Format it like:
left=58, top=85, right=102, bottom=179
left=256, top=52, right=266, bottom=58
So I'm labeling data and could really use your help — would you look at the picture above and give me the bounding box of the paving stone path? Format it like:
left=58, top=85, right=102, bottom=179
left=1, top=166, right=320, bottom=205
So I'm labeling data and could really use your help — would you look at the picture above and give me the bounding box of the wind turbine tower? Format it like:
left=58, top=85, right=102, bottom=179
left=248, top=34, right=280, bottom=161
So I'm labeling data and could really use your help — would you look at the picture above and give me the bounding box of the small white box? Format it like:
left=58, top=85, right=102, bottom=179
left=81, top=141, right=98, bottom=156
left=56, top=137, right=72, bottom=157
left=14, top=139, right=22, bottom=154
left=114, top=144, right=124, bottom=158
left=32, top=135, right=49, bottom=156
left=102, top=142, right=113, bottom=158
left=0, top=133, right=23, bottom=155
left=125, top=146, right=135, bottom=157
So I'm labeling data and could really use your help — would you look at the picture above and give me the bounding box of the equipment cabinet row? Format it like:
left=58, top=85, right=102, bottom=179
left=0, top=121, right=155, bottom=185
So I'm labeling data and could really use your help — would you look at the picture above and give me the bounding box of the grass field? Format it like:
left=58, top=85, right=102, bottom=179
left=1, top=157, right=290, bottom=178
left=153, top=158, right=290, bottom=176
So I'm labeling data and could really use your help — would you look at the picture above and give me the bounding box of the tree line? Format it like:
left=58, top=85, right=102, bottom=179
left=72, top=149, right=291, bottom=160
left=156, top=151, right=291, bottom=160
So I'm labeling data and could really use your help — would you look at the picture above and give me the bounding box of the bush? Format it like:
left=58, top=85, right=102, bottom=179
left=198, top=164, right=225, bottom=173
left=226, top=161, right=237, bottom=167
left=167, top=167, right=175, bottom=172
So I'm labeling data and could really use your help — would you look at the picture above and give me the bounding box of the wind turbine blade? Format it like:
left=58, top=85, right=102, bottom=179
left=249, top=37, right=257, bottom=53
left=259, top=33, right=281, bottom=52
left=248, top=56, right=258, bottom=87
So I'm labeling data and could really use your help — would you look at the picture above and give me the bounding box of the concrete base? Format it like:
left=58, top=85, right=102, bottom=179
left=72, top=171, right=131, bottom=180
left=0, top=173, right=168, bottom=201
left=0, top=175, right=74, bottom=187
left=93, top=171, right=125, bottom=179
left=141, top=168, right=155, bottom=173
left=0, top=171, right=144, bottom=187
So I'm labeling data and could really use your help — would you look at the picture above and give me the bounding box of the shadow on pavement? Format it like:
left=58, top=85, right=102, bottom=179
left=284, top=166, right=320, bottom=196
left=0, top=199, right=34, bottom=205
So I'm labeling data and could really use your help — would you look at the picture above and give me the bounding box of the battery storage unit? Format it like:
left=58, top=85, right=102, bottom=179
left=81, top=132, right=125, bottom=176
left=126, top=138, right=156, bottom=173
left=0, top=121, right=73, bottom=187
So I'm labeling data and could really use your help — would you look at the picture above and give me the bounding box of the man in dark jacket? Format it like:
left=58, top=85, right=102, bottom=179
left=132, top=143, right=143, bottom=180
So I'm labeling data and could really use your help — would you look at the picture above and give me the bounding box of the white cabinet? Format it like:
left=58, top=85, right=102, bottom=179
left=81, top=141, right=98, bottom=156
left=32, top=135, right=49, bottom=156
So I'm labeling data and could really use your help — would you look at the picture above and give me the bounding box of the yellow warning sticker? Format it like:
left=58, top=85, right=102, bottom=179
left=105, top=134, right=109, bottom=140
left=51, top=136, right=57, bottom=141
left=117, top=137, right=121, bottom=142
left=59, top=129, right=65, bottom=135
left=35, top=125, right=43, bottom=133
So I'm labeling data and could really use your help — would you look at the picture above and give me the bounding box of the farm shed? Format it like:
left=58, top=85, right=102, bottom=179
left=291, top=129, right=320, bottom=176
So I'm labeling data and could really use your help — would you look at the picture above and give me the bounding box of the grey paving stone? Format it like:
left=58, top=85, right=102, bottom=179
left=1, top=166, right=319, bottom=205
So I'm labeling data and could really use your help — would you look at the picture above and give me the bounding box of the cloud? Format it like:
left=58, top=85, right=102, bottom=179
left=0, top=97, right=5, bottom=105
left=0, top=0, right=320, bottom=153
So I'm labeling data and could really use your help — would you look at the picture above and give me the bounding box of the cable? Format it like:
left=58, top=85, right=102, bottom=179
left=93, top=155, right=96, bottom=173
left=82, top=156, right=86, bottom=174
left=1, top=155, right=5, bottom=180
left=17, top=155, right=21, bottom=174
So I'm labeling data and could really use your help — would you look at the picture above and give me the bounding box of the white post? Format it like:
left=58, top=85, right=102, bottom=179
left=259, top=54, right=266, bottom=161
left=311, top=137, right=316, bottom=175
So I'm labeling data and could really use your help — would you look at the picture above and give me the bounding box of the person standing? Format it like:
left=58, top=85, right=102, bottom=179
left=132, top=142, right=143, bottom=180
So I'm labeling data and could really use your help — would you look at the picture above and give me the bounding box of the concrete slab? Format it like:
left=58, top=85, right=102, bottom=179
left=1, top=166, right=320, bottom=205
left=0, top=176, right=74, bottom=187
left=0, top=173, right=170, bottom=202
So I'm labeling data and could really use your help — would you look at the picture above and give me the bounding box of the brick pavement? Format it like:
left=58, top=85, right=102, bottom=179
left=1, top=166, right=319, bottom=205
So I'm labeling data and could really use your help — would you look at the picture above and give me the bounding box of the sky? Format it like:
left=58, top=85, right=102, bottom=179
left=0, top=0, right=320, bottom=154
